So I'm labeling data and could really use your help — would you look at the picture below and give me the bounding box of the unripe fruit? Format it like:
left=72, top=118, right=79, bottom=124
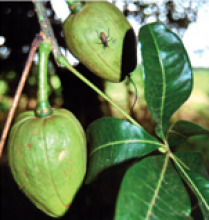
left=7, top=108, right=86, bottom=218
left=63, top=1, right=137, bottom=83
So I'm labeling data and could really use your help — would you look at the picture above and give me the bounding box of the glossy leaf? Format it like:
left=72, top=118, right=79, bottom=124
left=139, top=22, right=193, bottom=140
left=174, top=152, right=208, bottom=179
left=187, top=172, right=209, bottom=219
left=167, top=120, right=209, bottom=147
left=85, top=117, right=163, bottom=184
left=173, top=152, right=209, bottom=219
left=115, top=155, right=192, bottom=220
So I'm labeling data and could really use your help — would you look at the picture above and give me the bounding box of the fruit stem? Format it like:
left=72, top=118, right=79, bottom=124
left=58, top=55, right=142, bottom=128
left=34, top=2, right=62, bottom=60
left=35, top=41, right=53, bottom=118
left=66, top=1, right=86, bottom=14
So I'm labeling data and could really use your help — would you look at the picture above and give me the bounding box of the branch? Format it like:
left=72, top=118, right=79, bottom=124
left=33, top=2, right=62, bottom=61
left=0, top=35, right=44, bottom=160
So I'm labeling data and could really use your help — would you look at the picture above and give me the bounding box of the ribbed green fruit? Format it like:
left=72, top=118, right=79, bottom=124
left=7, top=108, right=86, bottom=218
left=63, top=1, right=137, bottom=83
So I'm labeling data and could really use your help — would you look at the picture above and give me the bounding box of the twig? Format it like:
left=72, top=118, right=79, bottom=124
left=0, top=34, right=44, bottom=159
left=33, top=2, right=62, bottom=61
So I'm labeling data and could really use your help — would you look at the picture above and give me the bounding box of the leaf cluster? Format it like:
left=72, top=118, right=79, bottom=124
left=85, top=22, right=209, bottom=219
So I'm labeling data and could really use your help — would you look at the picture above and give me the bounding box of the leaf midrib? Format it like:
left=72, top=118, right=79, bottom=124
left=148, top=25, right=166, bottom=139
left=145, top=153, right=170, bottom=220
left=90, top=140, right=163, bottom=156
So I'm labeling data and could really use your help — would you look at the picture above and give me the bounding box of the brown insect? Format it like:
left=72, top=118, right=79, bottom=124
left=100, top=32, right=109, bottom=47
left=96, top=29, right=112, bottom=48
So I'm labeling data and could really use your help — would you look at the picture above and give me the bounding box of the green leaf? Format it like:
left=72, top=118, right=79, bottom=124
left=173, top=153, right=209, bottom=219
left=139, top=22, right=193, bottom=140
left=187, top=172, right=209, bottom=219
left=115, top=155, right=192, bottom=220
left=167, top=120, right=209, bottom=147
left=85, top=117, right=163, bottom=184
left=174, top=152, right=208, bottom=179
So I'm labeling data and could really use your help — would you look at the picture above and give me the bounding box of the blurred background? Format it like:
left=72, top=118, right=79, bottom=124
left=0, top=1, right=209, bottom=219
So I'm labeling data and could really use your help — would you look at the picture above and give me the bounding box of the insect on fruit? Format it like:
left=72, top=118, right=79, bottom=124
left=63, top=1, right=137, bottom=82
left=100, top=32, right=108, bottom=47
left=97, top=29, right=112, bottom=48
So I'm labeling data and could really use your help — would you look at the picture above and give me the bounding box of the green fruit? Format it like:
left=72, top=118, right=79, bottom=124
left=7, top=108, right=86, bottom=218
left=63, top=1, right=137, bottom=83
